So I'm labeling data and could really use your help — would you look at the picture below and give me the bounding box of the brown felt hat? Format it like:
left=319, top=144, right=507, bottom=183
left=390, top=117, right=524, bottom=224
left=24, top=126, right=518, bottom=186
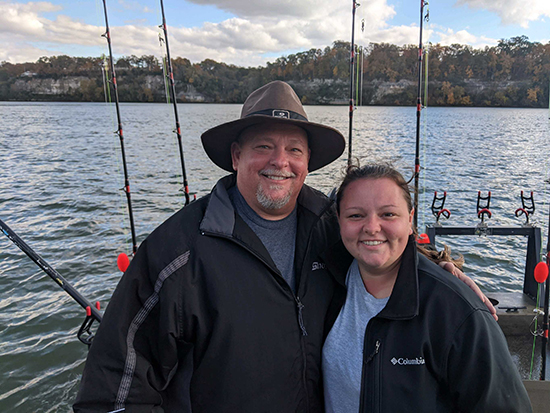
left=201, top=81, right=345, bottom=172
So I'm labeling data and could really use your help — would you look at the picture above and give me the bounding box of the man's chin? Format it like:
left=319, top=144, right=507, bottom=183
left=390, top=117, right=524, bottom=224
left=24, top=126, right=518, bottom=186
left=257, top=189, right=293, bottom=211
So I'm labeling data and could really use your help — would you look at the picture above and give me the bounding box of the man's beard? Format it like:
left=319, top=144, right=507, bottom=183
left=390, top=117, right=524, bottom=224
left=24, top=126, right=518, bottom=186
left=256, top=169, right=295, bottom=210
left=256, top=184, right=292, bottom=210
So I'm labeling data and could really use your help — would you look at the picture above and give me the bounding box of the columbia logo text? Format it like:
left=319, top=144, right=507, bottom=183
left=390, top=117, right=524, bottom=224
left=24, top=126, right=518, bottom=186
left=391, top=357, right=425, bottom=366
left=312, top=262, right=325, bottom=271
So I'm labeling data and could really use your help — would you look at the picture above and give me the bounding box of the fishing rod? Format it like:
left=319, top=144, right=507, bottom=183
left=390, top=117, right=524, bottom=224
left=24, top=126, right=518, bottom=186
left=101, top=0, right=138, bottom=258
left=159, top=0, right=191, bottom=205
left=348, top=0, right=360, bottom=166
left=538, top=202, right=550, bottom=380
left=0, top=218, right=102, bottom=344
left=413, top=0, right=429, bottom=230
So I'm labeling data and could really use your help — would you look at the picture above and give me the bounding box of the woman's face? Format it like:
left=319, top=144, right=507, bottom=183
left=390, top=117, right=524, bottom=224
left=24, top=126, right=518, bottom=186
left=338, top=177, right=414, bottom=278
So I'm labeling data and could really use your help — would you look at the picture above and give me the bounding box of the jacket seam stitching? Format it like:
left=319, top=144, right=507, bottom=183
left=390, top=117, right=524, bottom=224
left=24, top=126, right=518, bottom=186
left=114, top=250, right=191, bottom=411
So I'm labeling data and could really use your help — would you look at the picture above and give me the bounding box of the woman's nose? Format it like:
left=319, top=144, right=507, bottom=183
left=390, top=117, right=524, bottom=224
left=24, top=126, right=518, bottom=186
left=362, top=216, right=381, bottom=234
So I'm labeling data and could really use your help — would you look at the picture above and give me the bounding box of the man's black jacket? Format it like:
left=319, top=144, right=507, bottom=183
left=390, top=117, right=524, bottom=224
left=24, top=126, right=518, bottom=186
left=74, top=174, right=342, bottom=412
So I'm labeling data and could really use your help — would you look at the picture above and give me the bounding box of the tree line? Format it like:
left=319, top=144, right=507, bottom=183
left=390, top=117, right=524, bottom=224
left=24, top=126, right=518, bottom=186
left=0, top=36, right=549, bottom=107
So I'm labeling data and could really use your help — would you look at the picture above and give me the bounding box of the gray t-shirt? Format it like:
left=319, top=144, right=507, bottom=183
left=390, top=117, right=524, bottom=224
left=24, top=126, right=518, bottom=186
left=322, top=259, right=389, bottom=413
left=228, top=186, right=298, bottom=293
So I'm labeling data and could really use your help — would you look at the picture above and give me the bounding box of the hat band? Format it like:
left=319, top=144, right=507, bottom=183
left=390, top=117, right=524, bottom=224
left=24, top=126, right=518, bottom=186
left=245, top=109, right=308, bottom=122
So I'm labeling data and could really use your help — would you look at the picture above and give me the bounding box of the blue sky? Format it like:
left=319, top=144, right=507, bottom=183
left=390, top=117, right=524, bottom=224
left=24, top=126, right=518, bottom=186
left=1, top=0, right=549, bottom=65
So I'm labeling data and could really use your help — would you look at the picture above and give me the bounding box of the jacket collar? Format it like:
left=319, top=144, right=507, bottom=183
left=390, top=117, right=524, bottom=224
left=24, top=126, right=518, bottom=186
left=324, top=234, right=420, bottom=320
left=199, top=174, right=237, bottom=237
left=200, top=174, right=332, bottom=236
left=199, top=174, right=334, bottom=284
left=377, top=235, right=419, bottom=320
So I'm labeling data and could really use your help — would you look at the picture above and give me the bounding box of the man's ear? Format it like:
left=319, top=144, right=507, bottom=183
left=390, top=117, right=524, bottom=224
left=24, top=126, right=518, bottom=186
left=231, top=141, right=241, bottom=172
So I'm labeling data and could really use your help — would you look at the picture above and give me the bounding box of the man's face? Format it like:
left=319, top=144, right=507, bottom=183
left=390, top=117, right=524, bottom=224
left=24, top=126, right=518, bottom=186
left=231, top=123, right=310, bottom=220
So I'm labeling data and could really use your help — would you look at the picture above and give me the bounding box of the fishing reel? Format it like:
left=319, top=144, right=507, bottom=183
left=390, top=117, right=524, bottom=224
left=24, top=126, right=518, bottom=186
left=475, top=191, right=492, bottom=235
left=78, top=302, right=101, bottom=346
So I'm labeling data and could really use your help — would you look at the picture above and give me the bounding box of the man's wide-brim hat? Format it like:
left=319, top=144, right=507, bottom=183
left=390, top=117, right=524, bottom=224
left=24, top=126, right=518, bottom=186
left=201, top=81, right=345, bottom=172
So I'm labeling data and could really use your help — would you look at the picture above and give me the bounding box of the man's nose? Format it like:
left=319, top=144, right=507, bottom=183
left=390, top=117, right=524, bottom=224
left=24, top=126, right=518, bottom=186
left=270, top=147, right=289, bottom=168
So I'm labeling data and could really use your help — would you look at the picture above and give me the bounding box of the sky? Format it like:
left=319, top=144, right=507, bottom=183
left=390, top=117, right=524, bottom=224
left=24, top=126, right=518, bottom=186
left=1, top=0, right=549, bottom=66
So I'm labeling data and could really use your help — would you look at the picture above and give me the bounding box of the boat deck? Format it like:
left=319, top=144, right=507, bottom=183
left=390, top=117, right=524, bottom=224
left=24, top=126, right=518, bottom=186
left=490, top=292, right=550, bottom=412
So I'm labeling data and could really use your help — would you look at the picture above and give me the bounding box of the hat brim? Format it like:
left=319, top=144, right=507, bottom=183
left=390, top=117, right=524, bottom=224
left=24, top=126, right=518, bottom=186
left=201, top=115, right=346, bottom=173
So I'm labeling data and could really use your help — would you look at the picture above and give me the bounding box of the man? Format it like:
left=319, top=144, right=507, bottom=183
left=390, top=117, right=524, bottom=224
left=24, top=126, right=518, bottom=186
left=74, top=81, right=495, bottom=412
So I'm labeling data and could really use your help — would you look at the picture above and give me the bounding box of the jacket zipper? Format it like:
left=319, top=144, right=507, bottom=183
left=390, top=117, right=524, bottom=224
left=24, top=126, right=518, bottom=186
left=202, top=230, right=310, bottom=409
left=361, top=339, right=381, bottom=413
left=295, top=296, right=310, bottom=410
left=365, top=339, right=380, bottom=363
left=295, top=296, right=308, bottom=336
left=203, top=231, right=309, bottom=334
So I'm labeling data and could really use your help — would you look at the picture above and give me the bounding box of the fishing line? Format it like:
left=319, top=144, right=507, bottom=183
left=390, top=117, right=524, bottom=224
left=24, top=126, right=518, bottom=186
left=531, top=134, right=550, bottom=378
left=156, top=5, right=183, bottom=193
left=353, top=18, right=366, bottom=144
left=95, top=0, right=132, bottom=262
left=412, top=0, right=429, bottom=230
left=100, top=0, right=139, bottom=262
left=102, top=59, right=131, bottom=246
left=347, top=0, right=360, bottom=166
left=155, top=5, right=170, bottom=104
left=529, top=156, right=550, bottom=379
left=420, top=44, right=430, bottom=230
left=158, top=0, right=191, bottom=205
left=528, top=285, right=542, bottom=379
left=162, top=56, right=171, bottom=104
left=360, top=44, right=365, bottom=108
left=354, top=44, right=362, bottom=136
left=155, top=11, right=186, bottom=197
left=157, top=29, right=171, bottom=104
left=101, top=59, right=109, bottom=104
left=356, top=46, right=361, bottom=108
left=538, top=162, right=550, bottom=379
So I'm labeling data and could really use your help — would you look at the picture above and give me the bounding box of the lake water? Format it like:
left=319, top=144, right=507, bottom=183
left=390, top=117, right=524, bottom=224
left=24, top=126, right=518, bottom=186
left=1, top=102, right=550, bottom=411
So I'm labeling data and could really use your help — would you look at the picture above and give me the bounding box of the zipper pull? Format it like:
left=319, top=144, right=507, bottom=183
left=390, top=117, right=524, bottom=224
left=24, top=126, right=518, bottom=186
left=296, top=297, right=308, bottom=336
left=365, top=340, right=380, bottom=364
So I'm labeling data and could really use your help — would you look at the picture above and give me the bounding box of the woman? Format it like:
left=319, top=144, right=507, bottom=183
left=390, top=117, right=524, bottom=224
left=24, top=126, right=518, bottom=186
left=322, top=164, right=531, bottom=413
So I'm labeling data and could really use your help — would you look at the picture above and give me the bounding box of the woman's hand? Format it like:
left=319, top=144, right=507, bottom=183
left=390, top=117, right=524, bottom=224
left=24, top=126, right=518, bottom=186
left=439, top=262, right=498, bottom=321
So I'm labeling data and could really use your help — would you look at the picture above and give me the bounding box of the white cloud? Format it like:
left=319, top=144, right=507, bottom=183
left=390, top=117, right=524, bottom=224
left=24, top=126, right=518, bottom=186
left=0, top=0, right=514, bottom=67
left=0, top=0, right=402, bottom=65
left=0, top=1, right=61, bottom=37
left=362, top=25, right=428, bottom=46
left=0, top=35, right=58, bottom=62
left=435, top=27, right=497, bottom=48
left=186, top=0, right=343, bottom=19
left=175, top=0, right=396, bottom=52
left=457, top=0, right=550, bottom=28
